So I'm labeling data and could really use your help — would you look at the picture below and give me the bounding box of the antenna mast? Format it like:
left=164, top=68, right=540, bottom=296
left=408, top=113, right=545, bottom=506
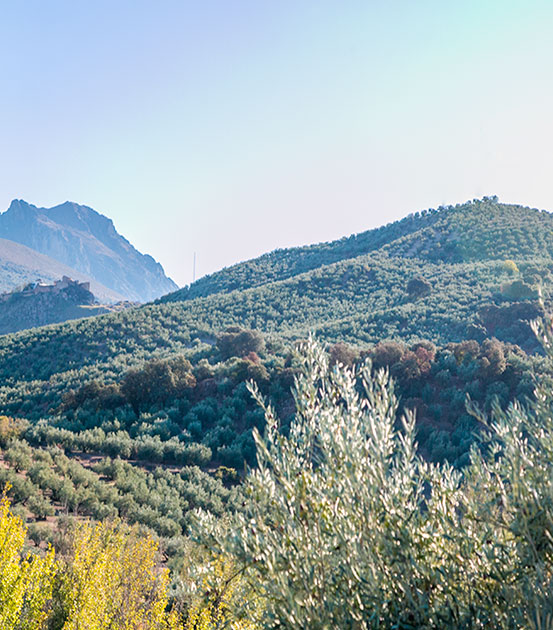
left=193, top=252, right=196, bottom=284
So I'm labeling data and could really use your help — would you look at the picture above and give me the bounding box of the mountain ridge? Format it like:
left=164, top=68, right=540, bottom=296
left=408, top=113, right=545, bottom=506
left=1, top=197, right=551, bottom=385
left=0, top=199, right=178, bottom=302
left=162, top=197, right=552, bottom=303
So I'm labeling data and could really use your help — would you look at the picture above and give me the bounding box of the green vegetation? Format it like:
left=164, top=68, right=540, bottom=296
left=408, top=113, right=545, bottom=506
left=195, top=331, right=553, bottom=628
left=1, top=198, right=553, bottom=625
left=163, top=197, right=553, bottom=302
left=5, top=325, right=553, bottom=627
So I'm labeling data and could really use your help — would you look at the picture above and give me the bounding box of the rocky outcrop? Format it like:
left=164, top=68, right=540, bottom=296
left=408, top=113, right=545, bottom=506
left=0, top=279, right=112, bottom=334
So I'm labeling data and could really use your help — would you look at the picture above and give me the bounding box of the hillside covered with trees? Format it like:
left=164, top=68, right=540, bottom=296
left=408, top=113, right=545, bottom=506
left=2, top=198, right=553, bottom=626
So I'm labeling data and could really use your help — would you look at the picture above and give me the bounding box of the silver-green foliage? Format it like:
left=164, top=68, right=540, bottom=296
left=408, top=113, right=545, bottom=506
left=196, top=331, right=553, bottom=629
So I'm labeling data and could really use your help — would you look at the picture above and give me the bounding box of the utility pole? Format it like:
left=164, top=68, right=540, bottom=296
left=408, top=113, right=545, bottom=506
left=193, top=252, right=196, bottom=284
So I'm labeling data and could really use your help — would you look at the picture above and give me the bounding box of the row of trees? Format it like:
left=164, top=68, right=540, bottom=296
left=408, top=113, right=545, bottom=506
left=0, top=437, right=234, bottom=551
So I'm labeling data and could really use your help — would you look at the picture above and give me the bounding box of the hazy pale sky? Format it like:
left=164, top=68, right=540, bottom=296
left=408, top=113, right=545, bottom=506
left=1, top=1, right=552, bottom=287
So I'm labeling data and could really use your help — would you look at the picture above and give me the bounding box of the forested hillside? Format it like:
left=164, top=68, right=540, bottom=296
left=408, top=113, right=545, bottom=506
left=164, top=197, right=553, bottom=302
left=1, top=198, right=553, bottom=626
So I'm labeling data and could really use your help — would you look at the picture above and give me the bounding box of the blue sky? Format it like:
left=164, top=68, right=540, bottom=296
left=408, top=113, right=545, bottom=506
left=1, top=1, right=552, bottom=286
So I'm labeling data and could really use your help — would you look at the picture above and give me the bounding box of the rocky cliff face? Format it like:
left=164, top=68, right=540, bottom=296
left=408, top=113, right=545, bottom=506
left=0, top=200, right=178, bottom=302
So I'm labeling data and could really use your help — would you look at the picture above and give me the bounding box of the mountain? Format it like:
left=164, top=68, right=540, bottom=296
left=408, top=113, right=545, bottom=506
left=2, top=198, right=551, bottom=384
left=0, top=200, right=178, bottom=302
left=0, top=237, right=125, bottom=302
left=151, top=198, right=551, bottom=353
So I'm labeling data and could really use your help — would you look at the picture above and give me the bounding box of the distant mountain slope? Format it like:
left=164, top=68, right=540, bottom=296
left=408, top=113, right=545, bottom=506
left=163, top=204, right=436, bottom=302
left=0, top=248, right=548, bottom=384
left=163, top=197, right=553, bottom=303
left=0, top=200, right=178, bottom=302
left=0, top=237, right=125, bottom=302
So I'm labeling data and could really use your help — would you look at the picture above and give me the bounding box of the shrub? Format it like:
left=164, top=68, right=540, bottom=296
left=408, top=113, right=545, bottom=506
left=57, top=519, right=179, bottom=629
left=501, top=279, right=538, bottom=300
left=217, top=328, right=265, bottom=360
left=0, top=416, right=27, bottom=446
left=328, top=342, right=357, bottom=367
left=503, top=259, right=519, bottom=274
left=407, top=276, right=431, bottom=299
left=27, top=494, right=55, bottom=520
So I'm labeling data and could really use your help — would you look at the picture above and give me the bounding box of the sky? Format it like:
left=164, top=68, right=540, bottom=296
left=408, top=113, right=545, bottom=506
left=1, top=0, right=552, bottom=287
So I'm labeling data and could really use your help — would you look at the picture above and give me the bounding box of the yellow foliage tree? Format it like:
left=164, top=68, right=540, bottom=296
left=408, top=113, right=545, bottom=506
left=59, top=520, right=180, bottom=630
left=0, top=416, right=27, bottom=446
left=184, top=557, right=259, bottom=630
left=503, top=258, right=519, bottom=273
left=0, top=493, right=56, bottom=630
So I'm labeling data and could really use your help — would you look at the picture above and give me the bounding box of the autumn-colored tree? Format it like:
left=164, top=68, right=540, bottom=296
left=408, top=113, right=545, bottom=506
left=479, top=338, right=506, bottom=379
left=57, top=519, right=179, bottom=630
left=452, top=339, right=480, bottom=364
left=328, top=342, right=357, bottom=368
left=183, top=555, right=258, bottom=630
left=0, top=492, right=56, bottom=630
left=502, top=259, right=519, bottom=274
left=0, top=416, right=27, bottom=446
left=371, top=340, right=406, bottom=368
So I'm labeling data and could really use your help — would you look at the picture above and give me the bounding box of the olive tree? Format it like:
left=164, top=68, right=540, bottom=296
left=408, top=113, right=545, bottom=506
left=195, top=327, right=553, bottom=629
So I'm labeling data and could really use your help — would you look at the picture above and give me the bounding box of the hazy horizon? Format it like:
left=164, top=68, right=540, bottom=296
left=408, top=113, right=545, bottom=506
left=2, top=1, right=552, bottom=286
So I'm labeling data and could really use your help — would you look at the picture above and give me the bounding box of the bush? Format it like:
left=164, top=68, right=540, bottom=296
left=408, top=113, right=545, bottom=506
left=0, top=416, right=27, bottom=446
left=501, top=279, right=539, bottom=300
left=58, top=519, right=179, bottom=628
left=407, top=276, right=431, bottom=299
left=217, top=328, right=265, bottom=360
left=328, top=342, right=357, bottom=367
left=27, top=494, right=55, bottom=520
